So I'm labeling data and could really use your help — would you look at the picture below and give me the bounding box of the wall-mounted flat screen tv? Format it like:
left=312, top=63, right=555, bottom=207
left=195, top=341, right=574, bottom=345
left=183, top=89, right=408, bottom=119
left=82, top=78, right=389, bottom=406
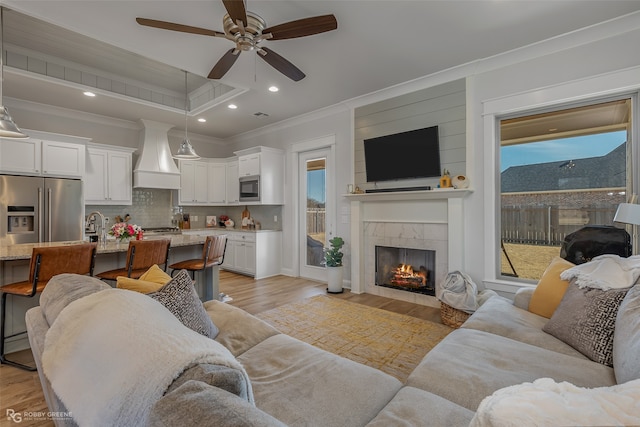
left=364, top=126, right=441, bottom=182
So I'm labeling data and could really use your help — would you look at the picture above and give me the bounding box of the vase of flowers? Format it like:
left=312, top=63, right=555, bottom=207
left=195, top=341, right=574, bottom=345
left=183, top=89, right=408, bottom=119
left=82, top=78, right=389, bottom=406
left=109, top=222, right=143, bottom=245
left=324, top=236, right=345, bottom=294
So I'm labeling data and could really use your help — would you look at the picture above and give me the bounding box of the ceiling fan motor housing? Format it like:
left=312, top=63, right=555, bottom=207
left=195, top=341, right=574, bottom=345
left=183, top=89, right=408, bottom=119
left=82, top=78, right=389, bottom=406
left=223, top=12, right=266, bottom=51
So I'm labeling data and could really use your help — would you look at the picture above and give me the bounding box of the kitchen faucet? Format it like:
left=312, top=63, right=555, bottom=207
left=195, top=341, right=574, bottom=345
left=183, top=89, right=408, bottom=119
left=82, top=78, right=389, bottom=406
left=86, top=211, right=107, bottom=245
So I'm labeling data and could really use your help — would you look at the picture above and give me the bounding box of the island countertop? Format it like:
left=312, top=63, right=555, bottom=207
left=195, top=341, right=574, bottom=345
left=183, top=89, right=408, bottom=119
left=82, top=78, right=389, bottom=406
left=0, top=234, right=208, bottom=262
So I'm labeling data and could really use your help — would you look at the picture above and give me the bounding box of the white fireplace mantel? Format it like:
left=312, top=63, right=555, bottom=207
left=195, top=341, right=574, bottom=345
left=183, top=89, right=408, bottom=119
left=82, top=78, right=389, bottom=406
left=349, top=189, right=472, bottom=299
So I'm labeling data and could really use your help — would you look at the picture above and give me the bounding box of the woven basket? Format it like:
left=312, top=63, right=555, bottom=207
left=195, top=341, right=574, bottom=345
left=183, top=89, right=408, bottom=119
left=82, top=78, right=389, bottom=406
left=440, top=302, right=471, bottom=329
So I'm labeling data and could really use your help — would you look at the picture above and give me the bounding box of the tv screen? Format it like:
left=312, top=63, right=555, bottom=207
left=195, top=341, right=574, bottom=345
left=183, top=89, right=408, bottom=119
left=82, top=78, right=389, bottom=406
left=364, top=126, right=441, bottom=182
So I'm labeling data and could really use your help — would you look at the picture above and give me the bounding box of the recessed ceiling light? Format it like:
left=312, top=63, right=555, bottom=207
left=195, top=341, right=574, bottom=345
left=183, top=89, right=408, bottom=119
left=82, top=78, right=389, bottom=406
left=268, top=86, right=279, bottom=93
left=228, top=104, right=238, bottom=109
left=83, top=91, right=96, bottom=97
left=197, top=118, right=206, bottom=123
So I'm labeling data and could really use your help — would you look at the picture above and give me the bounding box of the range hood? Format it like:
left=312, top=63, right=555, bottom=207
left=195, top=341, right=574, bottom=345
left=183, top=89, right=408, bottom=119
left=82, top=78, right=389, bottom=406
left=133, top=119, right=181, bottom=189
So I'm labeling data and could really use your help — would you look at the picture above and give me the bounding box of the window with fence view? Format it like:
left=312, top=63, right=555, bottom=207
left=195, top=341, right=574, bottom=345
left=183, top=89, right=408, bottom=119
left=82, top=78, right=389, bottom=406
left=499, top=98, right=631, bottom=281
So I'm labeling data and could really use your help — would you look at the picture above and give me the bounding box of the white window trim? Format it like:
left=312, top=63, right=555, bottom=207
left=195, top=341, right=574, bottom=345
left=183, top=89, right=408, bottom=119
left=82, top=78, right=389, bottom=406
left=482, top=65, right=640, bottom=291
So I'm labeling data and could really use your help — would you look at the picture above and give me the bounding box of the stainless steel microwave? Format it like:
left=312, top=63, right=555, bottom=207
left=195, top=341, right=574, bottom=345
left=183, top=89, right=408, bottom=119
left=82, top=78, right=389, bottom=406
left=239, top=175, right=260, bottom=202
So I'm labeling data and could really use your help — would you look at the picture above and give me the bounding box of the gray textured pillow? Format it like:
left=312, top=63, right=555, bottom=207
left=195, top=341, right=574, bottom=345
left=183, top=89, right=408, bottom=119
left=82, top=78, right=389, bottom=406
left=613, top=284, right=640, bottom=383
left=148, top=269, right=219, bottom=339
left=543, top=282, right=628, bottom=366
left=40, top=273, right=111, bottom=325
left=149, top=381, right=286, bottom=427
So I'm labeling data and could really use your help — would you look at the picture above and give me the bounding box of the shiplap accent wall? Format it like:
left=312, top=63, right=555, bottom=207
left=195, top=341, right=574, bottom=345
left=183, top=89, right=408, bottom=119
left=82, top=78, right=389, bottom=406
left=354, top=79, right=466, bottom=191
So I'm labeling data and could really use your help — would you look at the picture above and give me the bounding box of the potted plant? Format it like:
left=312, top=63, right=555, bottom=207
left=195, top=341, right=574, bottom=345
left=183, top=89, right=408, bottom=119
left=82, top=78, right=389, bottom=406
left=324, top=236, right=345, bottom=293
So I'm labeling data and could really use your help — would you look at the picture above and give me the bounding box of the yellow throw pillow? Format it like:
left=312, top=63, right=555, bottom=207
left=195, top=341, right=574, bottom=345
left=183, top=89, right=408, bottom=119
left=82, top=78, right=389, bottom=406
left=139, top=264, right=172, bottom=285
left=116, top=277, right=165, bottom=293
left=528, top=257, right=575, bottom=318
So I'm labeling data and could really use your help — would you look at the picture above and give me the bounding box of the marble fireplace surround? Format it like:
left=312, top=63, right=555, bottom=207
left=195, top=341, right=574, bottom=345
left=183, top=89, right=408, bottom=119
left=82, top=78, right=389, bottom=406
left=347, top=189, right=470, bottom=308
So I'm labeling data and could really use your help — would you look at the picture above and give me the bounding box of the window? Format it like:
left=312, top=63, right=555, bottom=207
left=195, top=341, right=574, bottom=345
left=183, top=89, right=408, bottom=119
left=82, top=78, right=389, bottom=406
left=499, top=98, right=632, bottom=281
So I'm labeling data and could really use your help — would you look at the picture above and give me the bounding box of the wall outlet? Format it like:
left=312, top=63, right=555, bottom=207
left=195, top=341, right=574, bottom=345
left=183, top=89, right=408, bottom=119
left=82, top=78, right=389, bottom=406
left=274, top=215, right=278, bottom=222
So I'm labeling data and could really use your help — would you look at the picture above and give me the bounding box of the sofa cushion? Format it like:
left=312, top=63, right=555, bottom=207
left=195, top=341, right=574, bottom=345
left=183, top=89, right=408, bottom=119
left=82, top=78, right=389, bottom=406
left=613, top=284, right=640, bottom=383
left=149, top=381, right=286, bottom=427
left=543, top=282, right=628, bottom=366
left=366, top=386, right=474, bottom=427
left=238, top=334, right=402, bottom=427
left=528, top=257, right=573, bottom=318
left=462, top=296, right=587, bottom=359
left=40, top=273, right=110, bottom=325
left=116, top=277, right=164, bottom=293
left=148, top=269, right=219, bottom=339
left=470, top=377, right=640, bottom=427
left=204, top=300, right=280, bottom=357
left=406, top=328, right=615, bottom=411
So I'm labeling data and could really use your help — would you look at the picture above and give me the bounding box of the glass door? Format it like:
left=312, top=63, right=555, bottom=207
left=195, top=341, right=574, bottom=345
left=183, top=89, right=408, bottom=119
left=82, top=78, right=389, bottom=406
left=299, top=147, right=334, bottom=281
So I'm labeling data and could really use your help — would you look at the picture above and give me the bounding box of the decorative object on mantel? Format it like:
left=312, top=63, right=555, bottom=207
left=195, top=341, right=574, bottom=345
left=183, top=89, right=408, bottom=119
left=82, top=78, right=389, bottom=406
left=439, top=169, right=452, bottom=188
left=324, top=236, right=345, bottom=294
left=452, top=175, right=469, bottom=189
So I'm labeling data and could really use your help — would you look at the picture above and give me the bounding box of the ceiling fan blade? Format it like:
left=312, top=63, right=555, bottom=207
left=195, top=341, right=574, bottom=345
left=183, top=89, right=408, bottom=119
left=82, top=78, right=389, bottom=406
left=258, top=47, right=305, bottom=82
left=136, top=17, right=224, bottom=37
left=208, top=48, right=241, bottom=79
left=222, top=0, right=248, bottom=27
left=263, top=14, right=337, bottom=40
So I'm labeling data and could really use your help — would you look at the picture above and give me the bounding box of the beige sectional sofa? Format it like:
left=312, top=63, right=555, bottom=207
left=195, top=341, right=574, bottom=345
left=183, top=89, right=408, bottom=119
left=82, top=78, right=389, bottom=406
left=26, top=272, right=640, bottom=426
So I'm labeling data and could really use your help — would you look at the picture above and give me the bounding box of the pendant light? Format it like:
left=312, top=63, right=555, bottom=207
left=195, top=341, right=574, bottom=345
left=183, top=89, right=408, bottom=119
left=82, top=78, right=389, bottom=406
left=173, top=70, right=199, bottom=159
left=0, top=7, right=27, bottom=139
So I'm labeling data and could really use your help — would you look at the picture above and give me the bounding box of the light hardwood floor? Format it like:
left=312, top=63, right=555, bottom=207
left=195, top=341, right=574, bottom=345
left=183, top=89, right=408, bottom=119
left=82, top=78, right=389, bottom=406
left=0, top=271, right=441, bottom=427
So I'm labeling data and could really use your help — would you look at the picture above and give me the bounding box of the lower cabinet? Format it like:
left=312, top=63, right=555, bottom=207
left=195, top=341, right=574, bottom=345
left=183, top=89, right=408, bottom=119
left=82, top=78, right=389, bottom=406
left=183, top=229, right=281, bottom=279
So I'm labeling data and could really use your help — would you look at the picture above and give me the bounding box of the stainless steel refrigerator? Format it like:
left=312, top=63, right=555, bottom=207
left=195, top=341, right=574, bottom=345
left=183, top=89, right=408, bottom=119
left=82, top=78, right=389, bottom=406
left=0, top=175, right=84, bottom=245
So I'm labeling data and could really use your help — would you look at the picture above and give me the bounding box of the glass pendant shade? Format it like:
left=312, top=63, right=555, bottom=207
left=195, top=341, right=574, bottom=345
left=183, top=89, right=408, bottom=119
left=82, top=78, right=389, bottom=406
left=0, top=106, right=28, bottom=138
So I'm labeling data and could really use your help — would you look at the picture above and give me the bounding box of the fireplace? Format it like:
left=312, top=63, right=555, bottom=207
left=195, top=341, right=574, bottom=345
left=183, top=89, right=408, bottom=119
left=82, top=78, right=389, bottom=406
left=375, top=246, right=436, bottom=296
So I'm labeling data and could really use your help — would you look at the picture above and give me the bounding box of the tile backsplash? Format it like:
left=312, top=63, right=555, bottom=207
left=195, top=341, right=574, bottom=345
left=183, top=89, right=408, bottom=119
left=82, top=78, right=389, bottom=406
left=87, top=188, right=282, bottom=230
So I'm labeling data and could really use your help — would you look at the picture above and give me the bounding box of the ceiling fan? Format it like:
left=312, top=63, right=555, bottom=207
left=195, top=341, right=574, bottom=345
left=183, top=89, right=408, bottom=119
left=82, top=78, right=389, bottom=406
left=136, top=0, right=337, bottom=82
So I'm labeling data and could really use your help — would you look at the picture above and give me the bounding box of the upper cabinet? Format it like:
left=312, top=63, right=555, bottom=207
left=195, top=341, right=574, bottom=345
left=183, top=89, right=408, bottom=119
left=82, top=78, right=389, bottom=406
left=226, top=159, right=239, bottom=205
left=84, top=144, right=135, bottom=205
left=207, top=161, right=227, bottom=204
left=179, top=160, right=209, bottom=205
left=0, top=130, right=88, bottom=178
left=235, top=146, right=285, bottom=205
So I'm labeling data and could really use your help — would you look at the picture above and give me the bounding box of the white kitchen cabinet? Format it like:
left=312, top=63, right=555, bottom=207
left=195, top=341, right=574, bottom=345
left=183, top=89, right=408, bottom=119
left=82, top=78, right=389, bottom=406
left=238, top=153, right=260, bottom=177
left=226, top=160, right=239, bottom=205
left=234, top=146, right=284, bottom=205
left=208, top=161, right=227, bottom=204
left=42, top=140, right=85, bottom=178
left=179, top=160, right=209, bottom=205
left=183, top=229, right=281, bottom=279
left=84, top=144, right=135, bottom=205
left=0, top=130, right=88, bottom=178
left=0, top=138, right=41, bottom=175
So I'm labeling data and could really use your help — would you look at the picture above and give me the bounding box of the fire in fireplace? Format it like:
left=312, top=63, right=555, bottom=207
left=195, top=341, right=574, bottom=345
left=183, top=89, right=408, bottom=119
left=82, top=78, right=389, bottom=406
left=375, top=246, right=435, bottom=296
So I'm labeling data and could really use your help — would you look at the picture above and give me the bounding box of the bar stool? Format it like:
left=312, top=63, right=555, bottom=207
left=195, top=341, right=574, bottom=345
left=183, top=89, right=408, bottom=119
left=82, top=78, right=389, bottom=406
left=168, top=235, right=227, bottom=301
left=96, top=238, right=171, bottom=282
left=1, top=243, right=97, bottom=370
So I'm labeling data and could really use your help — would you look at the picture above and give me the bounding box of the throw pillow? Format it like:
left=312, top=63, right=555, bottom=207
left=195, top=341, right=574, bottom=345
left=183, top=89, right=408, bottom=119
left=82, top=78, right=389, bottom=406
left=543, top=281, right=629, bottom=366
left=139, top=264, right=172, bottom=284
left=528, top=257, right=574, bottom=318
left=612, top=283, right=640, bottom=384
left=147, top=269, right=219, bottom=339
left=116, top=277, right=165, bottom=294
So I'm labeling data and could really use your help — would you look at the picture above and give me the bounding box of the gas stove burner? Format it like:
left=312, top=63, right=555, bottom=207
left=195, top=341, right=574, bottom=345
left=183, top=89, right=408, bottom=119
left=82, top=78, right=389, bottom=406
left=143, top=227, right=181, bottom=235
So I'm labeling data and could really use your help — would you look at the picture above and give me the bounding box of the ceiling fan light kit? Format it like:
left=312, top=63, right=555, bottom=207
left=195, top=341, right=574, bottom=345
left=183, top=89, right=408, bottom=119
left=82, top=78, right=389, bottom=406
left=137, top=0, right=337, bottom=81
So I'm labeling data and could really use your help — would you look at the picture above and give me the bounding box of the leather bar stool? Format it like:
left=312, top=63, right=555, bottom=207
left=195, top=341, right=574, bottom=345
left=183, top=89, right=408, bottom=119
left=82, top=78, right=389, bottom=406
left=96, top=238, right=171, bottom=282
left=169, top=235, right=227, bottom=301
left=1, top=242, right=97, bottom=370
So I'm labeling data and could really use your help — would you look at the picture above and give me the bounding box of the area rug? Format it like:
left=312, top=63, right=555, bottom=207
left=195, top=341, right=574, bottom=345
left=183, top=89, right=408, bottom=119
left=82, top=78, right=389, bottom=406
left=256, top=295, right=452, bottom=382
